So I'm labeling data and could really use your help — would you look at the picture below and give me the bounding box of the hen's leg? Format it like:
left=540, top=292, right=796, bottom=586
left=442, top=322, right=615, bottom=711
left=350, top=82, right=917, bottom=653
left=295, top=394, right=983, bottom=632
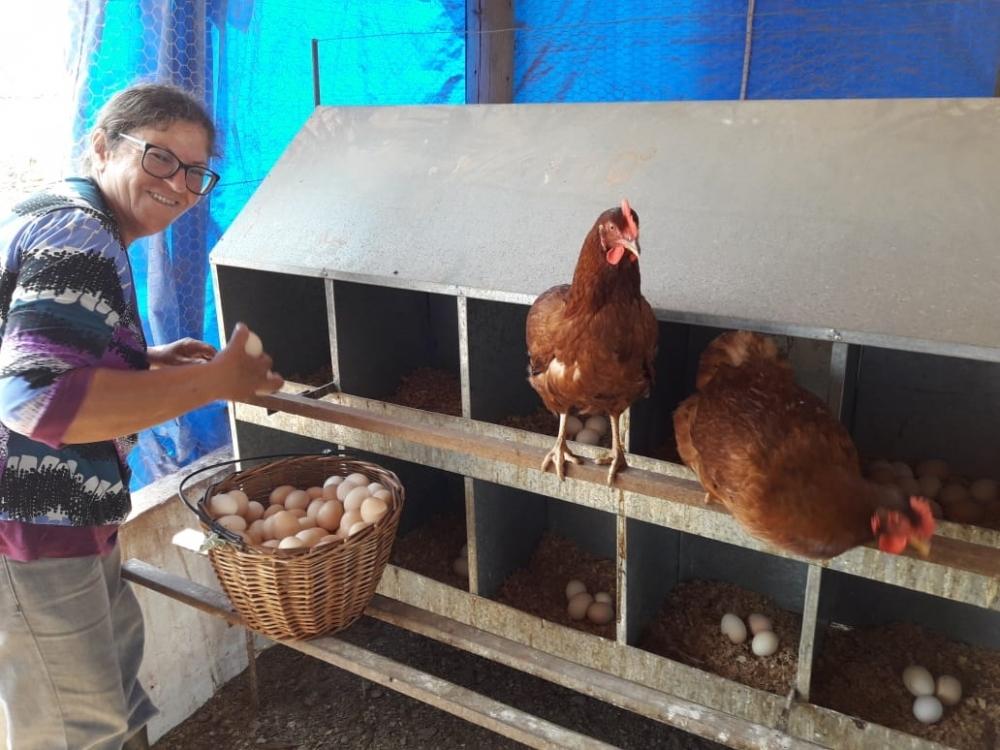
left=540, top=413, right=583, bottom=481
left=594, top=412, right=627, bottom=485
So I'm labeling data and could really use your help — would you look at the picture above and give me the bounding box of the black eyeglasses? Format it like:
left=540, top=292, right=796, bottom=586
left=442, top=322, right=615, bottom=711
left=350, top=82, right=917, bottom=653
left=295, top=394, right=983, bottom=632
left=119, top=133, right=220, bottom=196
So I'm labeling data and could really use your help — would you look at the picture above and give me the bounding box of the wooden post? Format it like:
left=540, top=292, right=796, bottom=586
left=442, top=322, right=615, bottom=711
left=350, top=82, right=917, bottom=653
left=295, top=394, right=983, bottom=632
left=466, top=0, right=514, bottom=104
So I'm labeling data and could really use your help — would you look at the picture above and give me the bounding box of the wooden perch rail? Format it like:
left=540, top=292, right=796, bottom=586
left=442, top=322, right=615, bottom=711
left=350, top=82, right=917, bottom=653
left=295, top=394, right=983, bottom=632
left=244, top=390, right=1000, bottom=611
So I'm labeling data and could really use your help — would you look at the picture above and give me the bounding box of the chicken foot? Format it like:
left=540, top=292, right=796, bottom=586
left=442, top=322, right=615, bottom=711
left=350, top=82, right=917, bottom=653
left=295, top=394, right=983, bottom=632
left=594, top=412, right=627, bottom=485
left=540, top=412, right=583, bottom=480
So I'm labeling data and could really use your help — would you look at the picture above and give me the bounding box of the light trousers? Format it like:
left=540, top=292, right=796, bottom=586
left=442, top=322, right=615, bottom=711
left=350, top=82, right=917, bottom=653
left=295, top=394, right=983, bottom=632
left=0, top=545, right=157, bottom=749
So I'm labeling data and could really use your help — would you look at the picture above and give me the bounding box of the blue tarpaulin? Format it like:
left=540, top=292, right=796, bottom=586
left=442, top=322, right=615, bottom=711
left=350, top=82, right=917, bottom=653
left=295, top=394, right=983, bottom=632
left=69, top=0, right=1000, bottom=489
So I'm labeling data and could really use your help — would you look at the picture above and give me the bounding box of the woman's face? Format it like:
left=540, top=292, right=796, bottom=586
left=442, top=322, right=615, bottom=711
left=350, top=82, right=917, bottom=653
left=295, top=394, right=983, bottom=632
left=92, top=119, right=211, bottom=246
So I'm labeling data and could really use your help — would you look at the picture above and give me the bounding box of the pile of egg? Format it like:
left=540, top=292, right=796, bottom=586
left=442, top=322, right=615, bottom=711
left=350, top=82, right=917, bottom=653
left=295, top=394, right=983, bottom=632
left=565, top=415, right=610, bottom=446
left=866, top=458, right=999, bottom=525
left=720, top=612, right=779, bottom=657
left=564, top=579, right=614, bottom=625
left=902, top=665, right=962, bottom=724
left=206, top=472, right=392, bottom=551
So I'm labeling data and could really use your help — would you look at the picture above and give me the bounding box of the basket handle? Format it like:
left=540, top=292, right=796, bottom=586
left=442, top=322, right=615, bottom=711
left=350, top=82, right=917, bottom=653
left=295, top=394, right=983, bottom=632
left=177, top=447, right=348, bottom=527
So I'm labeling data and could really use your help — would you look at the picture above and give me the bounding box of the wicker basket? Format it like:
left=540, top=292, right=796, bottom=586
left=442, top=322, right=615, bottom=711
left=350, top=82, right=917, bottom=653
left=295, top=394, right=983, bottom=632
left=181, top=453, right=404, bottom=639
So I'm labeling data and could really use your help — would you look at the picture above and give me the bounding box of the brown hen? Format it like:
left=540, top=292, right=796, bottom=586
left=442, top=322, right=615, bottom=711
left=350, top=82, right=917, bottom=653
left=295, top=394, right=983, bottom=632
left=526, top=199, right=658, bottom=485
left=674, top=331, right=935, bottom=559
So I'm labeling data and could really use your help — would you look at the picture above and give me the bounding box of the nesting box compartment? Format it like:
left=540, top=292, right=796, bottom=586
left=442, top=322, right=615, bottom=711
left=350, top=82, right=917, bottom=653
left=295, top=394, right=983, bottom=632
left=628, top=520, right=806, bottom=695
left=811, top=571, right=1000, bottom=749
left=333, top=281, right=461, bottom=415
left=473, top=481, right=617, bottom=638
left=216, top=266, right=331, bottom=385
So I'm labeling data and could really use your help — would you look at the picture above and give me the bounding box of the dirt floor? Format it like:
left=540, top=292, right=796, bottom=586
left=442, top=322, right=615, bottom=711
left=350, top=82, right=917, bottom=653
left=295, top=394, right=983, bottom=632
left=151, top=616, right=724, bottom=750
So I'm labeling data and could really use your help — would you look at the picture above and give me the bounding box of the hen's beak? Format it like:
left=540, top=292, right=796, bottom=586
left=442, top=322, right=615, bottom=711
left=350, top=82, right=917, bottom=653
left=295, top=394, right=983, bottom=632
left=618, top=238, right=640, bottom=259
left=908, top=536, right=931, bottom=557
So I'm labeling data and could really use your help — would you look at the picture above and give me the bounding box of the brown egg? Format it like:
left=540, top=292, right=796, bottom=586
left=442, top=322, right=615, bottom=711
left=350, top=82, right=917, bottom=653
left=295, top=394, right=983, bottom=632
left=287, top=508, right=307, bottom=518
left=284, top=490, right=311, bottom=512
left=344, top=486, right=371, bottom=512
left=316, top=500, right=345, bottom=532
left=228, top=490, right=250, bottom=517
left=315, top=534, right=340, bottom=547
left=269, top=484, right=296, bottom=506
left=339, top=510, right=362, bottom=534
left=360, top=497, right=388, bottom=524
left=296, top=527, right=328, bottom=546
left=263, top=504, right=284, bottom=520
left=208, top=493, right=239, bottom=518
left=270, top=510, right=301, bottom=539
left=348, top=521, right=371, bottom=537
left=586, top=601, right=614, bottom=625
left=245, top=501, right=265, bottom=523
left=567, top=592, right=593, bottom=620
left=306, top=498, right=326, bottom=519
left=247, top=519, right=267, bottom=543
left=298, top=516, right=318, bottom=530
left=306, top=486, right=325, bottom=499
left=321, top=484, right=340, bottom=501
left=217, top=514, right=247, bottom=533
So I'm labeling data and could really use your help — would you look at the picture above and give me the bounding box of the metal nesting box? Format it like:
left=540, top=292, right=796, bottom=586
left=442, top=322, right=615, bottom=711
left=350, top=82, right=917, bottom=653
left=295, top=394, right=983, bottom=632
left=211, top=99, right=1000, bottom=750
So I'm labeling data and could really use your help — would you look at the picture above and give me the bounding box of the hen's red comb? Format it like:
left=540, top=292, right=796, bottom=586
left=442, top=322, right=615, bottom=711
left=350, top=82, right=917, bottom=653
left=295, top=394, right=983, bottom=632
left=909, top=496, right=937, bottom=537
left=621, top=198, right=639, bottom=238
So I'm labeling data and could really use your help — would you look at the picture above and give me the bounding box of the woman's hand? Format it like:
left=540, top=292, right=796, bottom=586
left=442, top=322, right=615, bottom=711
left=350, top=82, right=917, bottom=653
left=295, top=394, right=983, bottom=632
left=211, top=323, right=284, bottom=401
left=147, top=338, right=217, bottom=368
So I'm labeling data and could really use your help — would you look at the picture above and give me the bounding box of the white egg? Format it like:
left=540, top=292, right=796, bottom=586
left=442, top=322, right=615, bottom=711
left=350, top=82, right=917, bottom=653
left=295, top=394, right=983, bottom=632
left=244, top=331, right=263, bottom=357
left=323, top=475, right=344, bottom=488
left=936, top=675, right=962, bottom=706
left=336, top=480, right=360, bottom=501
left=367, top=482, right=386, bottom=495
left=574, top=428, right=601, bottom=445
left=345, top=472, right=370, bottom=487
left=594, top=592, right=613, bottom=605
left=278, top=536, right=307, bottom=550
left=747, top=613, right=772, bottom=635
left=565, top=579, right=588, bottom=601
left=584, top=415, right=609, bottom=436
left=347, top=521, right=371, bottom=537
left=565, top=415, right=584, bottom=437
left=970, top=478, right=998, bottom=503
left=902, top=665, right=935, bottom=697
left=751, top=631, right=779, bottom=656
left=720, top=613, right=747, bottom=644
left=913, top=695, right=944, bottom=724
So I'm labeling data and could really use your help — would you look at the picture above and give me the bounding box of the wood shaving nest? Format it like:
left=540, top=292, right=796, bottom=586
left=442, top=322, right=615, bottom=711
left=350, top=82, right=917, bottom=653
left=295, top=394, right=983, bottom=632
left=391, top=514, right=468, bottom=590
left=812, top=621, right=1000, bottom=749
left=386, top=367, right=463, bottom=416
left=495, top=533, right=616, bottom=640
left=638, top=580, right=800, bottom=696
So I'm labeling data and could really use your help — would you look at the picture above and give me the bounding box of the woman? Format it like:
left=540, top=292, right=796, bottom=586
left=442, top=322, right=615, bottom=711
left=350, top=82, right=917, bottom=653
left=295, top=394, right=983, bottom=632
left=0, top=83, right=281, bottom=750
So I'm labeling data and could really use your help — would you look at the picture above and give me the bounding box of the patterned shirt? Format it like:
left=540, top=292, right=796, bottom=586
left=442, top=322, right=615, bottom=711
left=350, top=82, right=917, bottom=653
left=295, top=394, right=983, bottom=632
left=0, top=178, right=148, bottom=561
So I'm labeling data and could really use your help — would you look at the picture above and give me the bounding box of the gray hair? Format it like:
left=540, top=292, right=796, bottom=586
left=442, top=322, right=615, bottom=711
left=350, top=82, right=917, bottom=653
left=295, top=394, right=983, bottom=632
left=83, top=83, right=217, bottom=172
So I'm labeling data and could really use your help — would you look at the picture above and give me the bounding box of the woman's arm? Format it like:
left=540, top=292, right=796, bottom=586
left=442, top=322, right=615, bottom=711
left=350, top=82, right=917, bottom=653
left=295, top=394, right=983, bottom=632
left=61, top=324, right=281, bottom=444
